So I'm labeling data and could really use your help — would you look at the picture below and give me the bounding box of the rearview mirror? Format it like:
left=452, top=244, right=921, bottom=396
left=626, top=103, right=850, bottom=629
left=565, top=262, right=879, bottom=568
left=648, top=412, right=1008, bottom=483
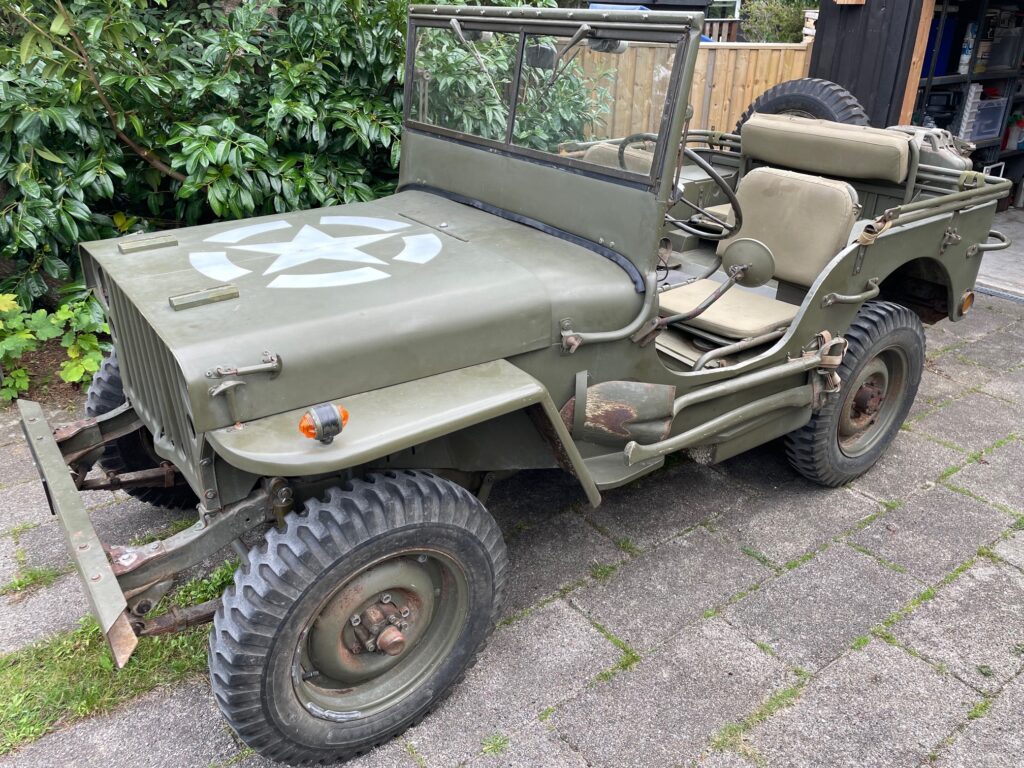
left=721, top=238, right=775, bottom=288
left=525, top=44, right=557, bottom=70
left=587, top=38, right=628, bottom=54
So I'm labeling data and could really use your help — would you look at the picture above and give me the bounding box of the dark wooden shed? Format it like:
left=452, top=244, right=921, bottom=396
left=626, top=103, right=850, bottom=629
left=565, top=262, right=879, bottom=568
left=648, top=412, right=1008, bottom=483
left=808, top=0, right=927, bottom=128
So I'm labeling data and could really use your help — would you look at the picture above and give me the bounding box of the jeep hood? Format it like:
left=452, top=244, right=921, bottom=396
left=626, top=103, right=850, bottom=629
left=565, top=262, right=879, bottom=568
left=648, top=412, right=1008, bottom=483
left=81, top=190, right=641, bottom=433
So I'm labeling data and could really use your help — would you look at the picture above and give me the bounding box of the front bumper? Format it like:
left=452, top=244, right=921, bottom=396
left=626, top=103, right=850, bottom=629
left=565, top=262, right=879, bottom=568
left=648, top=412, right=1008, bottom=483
left=17, top=399, right=138, bottom=667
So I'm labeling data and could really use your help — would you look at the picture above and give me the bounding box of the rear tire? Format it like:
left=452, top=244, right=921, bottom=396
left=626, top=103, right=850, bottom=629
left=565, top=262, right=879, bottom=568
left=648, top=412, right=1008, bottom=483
left=85, top=351, right=198, bottom=509
left=785, top=302, right=924, bottom=487
left=209, top=471, right=507, bottom=765
left=735, top=78, right=870, bottom=133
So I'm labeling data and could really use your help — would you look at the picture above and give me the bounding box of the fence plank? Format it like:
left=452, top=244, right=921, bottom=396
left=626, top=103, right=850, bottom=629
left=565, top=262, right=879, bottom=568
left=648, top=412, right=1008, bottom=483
left=579, top=41, right=814, bottom=136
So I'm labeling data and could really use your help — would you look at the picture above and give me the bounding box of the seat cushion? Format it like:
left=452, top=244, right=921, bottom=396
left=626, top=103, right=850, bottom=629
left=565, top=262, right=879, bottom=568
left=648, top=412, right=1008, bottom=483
left=742, top=113, right=911, bottom=184
left=716, top=167, right=859, bottom=288
left=659, top=279, right=798, bottom=338
left=582, top=142, right=654, bottom=174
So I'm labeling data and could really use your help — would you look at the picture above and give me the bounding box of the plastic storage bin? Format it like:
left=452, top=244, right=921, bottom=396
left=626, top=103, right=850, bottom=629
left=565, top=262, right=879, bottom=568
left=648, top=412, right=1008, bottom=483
left=972, top=98, right=1008, bottom=141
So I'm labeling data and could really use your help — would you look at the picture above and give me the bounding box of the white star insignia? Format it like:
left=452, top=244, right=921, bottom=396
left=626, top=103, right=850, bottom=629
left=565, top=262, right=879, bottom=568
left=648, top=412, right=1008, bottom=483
left=230, top=224, right=396, bottom=275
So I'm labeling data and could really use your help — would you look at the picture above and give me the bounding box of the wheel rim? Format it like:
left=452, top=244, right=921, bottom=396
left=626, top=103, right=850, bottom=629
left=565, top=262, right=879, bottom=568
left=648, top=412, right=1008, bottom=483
left=292, top=549, right=469, bottom=721
left=837, top=347, right=909, bottom=458
left=779, top=108, right=819, bottom=120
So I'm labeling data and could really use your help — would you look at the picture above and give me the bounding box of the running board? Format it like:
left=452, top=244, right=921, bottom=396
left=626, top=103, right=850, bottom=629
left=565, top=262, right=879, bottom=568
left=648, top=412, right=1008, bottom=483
left=584, top=452, right=665, bottom=490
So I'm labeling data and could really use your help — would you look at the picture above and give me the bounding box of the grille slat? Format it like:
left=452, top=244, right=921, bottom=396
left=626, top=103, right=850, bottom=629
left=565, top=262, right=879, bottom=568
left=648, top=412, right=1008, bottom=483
left=105, top=278, right=195, bottom=474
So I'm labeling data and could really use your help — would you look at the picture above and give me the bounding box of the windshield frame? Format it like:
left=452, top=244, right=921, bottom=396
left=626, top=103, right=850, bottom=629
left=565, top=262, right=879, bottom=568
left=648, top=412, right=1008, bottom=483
left=403, top=13, right=692, bottom=191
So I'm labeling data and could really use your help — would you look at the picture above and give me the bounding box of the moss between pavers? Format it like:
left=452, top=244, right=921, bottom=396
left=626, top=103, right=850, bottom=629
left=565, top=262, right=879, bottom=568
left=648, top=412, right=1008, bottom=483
left=0, top=560, right=237, bottom=754
left=709, top=671, right=809, bottom=762
left=480, top=732, right=510, bottom=755
left=587, top=619, right=641, bottom=684
left=0, top=565, right=65, bottom=596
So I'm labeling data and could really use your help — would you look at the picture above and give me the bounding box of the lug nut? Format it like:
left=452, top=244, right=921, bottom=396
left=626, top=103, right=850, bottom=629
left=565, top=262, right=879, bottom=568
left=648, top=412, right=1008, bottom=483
left=349, top=615, right=361, bottom=626
left=388, top=615, right=399, bottom=625
left=400, top=607, right=411, bottom=618
left=377, top=626, right=407, bottom=656
left=350, top=643, right=363, bottom=655
left=365, top=641, right=376, bottom=653
left=417, top=554, right=428, bottom=563
left=380, top=593, right=392, bottom=604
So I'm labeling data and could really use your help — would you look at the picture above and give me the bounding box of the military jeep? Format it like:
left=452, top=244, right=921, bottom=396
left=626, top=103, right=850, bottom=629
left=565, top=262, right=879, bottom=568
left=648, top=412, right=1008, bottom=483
left=17, top=5, right=1010, bottom=764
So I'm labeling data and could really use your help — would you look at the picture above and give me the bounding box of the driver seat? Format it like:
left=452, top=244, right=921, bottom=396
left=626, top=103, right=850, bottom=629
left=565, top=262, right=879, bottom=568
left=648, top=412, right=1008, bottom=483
left=659, top=166, right=860, bottom=339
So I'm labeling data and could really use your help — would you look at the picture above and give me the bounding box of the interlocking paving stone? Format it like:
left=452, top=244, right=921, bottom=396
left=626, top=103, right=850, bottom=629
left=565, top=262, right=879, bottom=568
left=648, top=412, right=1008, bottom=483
left=909, top=369, right=970, bottom=420
left=463, top=722, right=588, bottom=768
left=994, top=530, right=1024, bottom=572
left=851, top=431, right=964, bottom=501
left=981, top=364, right=1024, bottom=405
left=585, top=458, right=743, bottom=550
left=892, top=561, right=1024, bottom=694
left=724, top=544, right=920, bottom=671
left=238, top=739, right=415, bottom=768
left=913, top=392, right=1020, bottom=453
left=551, top=620, right=792, bottom=768
left=500, top=509, right=623, bottom=619
left=570, top=527, right=771, bottom=651
left=405, top=599, right=619, bottom=766
left=0, top=680, right=239, bottom=768
left=929, top=303, right=1020, bottom=342
left=715, top=485, right=879, bottom=565
left=0, top=573, right=87, bottom=654
left=748, top=640, right=980, bottom=768
left=935, top=669, right=1024, bottom=768
left=487, top=470, right=584, bottom=538
left=925, top=352, right=998, bottom=389
left=0, top=534, right=21, bottom=587
left=959, top=320, right=1024, bottom=371
left=952, top=439, right=1024, bottom=514
left=850, top=485, right=1009, bottom=582
left=0, top=442, right=40, bottom=489
left=708, top=439, right=807, bottom=495
left=0, top=481, right=57, bottom=531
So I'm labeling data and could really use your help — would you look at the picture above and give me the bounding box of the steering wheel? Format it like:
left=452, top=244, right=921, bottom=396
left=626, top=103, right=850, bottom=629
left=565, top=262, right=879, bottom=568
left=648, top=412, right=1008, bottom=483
left=669, top=147, right=743, bottom=241
left=618, top=135, right=742, bottom=241
left=617, top=132, right=659, bottom=170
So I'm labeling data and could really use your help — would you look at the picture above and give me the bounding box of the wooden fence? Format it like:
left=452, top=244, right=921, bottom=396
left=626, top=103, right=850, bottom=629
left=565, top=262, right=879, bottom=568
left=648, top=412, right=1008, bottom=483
left=580, top=41, right=813, bottom=136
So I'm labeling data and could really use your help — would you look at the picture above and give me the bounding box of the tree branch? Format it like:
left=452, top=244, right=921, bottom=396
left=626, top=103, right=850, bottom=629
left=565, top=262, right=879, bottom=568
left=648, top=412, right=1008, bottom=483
left=52, top=1, right=187, bottom=183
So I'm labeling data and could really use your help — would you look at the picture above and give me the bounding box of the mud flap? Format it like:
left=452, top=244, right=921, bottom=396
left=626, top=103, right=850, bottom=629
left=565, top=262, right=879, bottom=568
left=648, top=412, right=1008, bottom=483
left=17, top=399, right=138, bottom=667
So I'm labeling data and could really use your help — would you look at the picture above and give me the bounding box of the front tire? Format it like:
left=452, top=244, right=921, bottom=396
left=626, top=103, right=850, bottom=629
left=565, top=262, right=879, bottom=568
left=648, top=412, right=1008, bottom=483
left=85, top=351, right=198, bottom=509
left=785, top=302, right=925, bottom=487
left=209, top=471, right=507, bottom=765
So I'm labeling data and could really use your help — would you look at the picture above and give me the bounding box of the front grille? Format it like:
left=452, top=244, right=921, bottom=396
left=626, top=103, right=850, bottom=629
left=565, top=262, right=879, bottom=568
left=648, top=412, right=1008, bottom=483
left=104, top=275, right=197, bottom=474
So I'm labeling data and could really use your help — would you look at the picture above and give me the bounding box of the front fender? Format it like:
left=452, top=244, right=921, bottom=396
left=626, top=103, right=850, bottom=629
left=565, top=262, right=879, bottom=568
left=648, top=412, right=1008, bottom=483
left=205, top=359, right=601, bottom=505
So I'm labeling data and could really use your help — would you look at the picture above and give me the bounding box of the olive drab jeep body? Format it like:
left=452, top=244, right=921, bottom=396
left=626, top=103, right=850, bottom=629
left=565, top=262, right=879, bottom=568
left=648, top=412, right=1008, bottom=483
left=17, top=5, right=1010, bottom=764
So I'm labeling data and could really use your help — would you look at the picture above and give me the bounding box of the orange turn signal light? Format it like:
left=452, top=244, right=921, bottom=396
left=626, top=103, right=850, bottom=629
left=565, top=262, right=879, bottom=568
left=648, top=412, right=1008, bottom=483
left=299, top=404, right=349, bottom=444
left=960, top=290, right=975, bottom=316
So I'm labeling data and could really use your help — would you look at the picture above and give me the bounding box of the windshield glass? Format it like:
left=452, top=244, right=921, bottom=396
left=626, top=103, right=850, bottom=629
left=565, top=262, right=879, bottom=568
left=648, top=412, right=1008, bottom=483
left=408, top=23, right=682, bottom=182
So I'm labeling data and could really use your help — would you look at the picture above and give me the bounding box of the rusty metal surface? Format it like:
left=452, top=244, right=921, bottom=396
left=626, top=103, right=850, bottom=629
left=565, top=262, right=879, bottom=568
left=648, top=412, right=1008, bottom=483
left=136, top=599, right=220, bottom=636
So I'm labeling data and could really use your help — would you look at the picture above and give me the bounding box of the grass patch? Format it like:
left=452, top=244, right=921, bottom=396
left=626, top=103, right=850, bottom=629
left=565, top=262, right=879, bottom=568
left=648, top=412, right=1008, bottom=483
left=615, top=537, right=641, bottom=557
left=753, top=640, right=777, bottom=658
left=976, top=546, right=1002, bottom=564
left=590, top=620, right=641, bottom=683
left=0, top=522, right=38, bottom=540
left=851, top=634, right=871, bottom=651
left=129, top=517, right=196, bottom=546
left=967, top=698, right=992, bottom=720
left=782, top=550, right=818, bottom=571
left=0, top=560, right=238, bottom=754
left=741, top=546, right=777, bottom=571
left=0, top=566, right=64, bottom=596
left=589, top=562, right=619, bottom=582
left=977, top=664, right=994, bottom=677
left=480, top=733, right=510, bottom=756
left=846, top=542, right=908, bottom=574
left=710, top=681, right=806, bottom=755
left=881, top=499, right=904, bottom=511
left=538, top=706, right=556, bottom=722
left=404, top=740, right=427, bottom=768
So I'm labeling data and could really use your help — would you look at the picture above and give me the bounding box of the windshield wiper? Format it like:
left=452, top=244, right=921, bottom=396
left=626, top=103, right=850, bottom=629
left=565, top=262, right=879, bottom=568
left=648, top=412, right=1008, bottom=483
left=448, top=19, right=504, bottom=105
left=547, top=24, right=592, bottom=86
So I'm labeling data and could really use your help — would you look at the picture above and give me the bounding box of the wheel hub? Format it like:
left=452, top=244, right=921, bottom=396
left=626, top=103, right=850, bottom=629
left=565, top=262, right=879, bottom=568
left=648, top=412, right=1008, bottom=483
left=347, top=592, right=413, bottom=656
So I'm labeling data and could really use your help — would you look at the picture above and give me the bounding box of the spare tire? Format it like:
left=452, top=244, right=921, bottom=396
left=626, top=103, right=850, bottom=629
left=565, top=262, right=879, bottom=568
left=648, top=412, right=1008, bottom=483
left=735, top=78, right=870, bottom=133
left=86, top=350, right=199, bottom=510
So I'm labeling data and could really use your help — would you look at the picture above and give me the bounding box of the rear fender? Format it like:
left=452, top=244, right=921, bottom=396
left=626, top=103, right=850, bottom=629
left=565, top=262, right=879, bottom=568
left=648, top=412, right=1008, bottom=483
left=206, top=360, right=601, bottom=506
